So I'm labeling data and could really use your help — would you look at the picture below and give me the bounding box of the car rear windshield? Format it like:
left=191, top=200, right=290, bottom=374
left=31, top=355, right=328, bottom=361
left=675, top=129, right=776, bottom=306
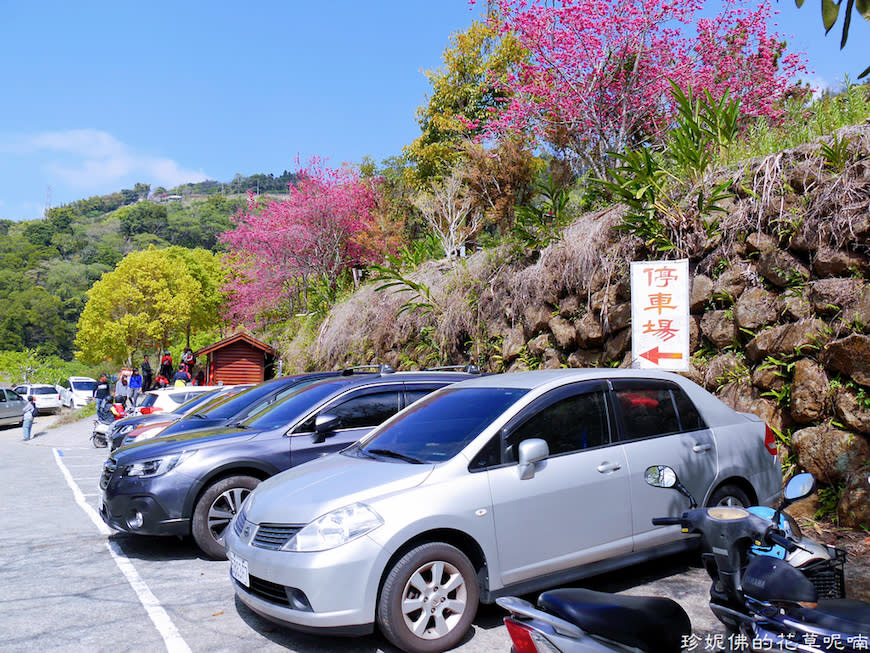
left=357, top=387, right=529, bottom=464
left=140, top=394, right=157, bottom=407
left=173, top=389, right=223, bottom=414
left=243, top=380, right=354, bottom=431
left=32, top=387, right=58, bottom=395
left=71, top=380, right=97, bottom=392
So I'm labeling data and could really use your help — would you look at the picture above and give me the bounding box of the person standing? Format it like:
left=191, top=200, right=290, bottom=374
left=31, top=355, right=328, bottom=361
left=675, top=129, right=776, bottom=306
left=93, top=374, right=111, bottom=415
left=141, top=355, right=153, bottom=391
left=129, top=368, right=143, bottom=406
left=114, top=374, right=130, bottom=407
left=22, top=395, right=37, bottom=441
left=181, top=347, right=194, bottom=375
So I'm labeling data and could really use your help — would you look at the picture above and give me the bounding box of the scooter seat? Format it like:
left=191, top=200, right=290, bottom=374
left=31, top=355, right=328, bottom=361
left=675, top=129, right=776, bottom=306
left=538, top=588, right=691, bottom=653
left=791, top=598, right=870, bottom=635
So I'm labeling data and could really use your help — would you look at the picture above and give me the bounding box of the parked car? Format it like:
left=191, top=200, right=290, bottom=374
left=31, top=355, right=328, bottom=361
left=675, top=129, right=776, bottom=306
left=100, top=368, right=479, bottom=559
left=13, top=383, right=62, bottom=413
left=135, top=385, right=227, bottom=415
left=225, top=369, right=782, bottom=653
left=109, top=385, right=250, bottom=451
left=0, top=387, right=26, bottom=426
left=58, top=376, right=97, bottom=409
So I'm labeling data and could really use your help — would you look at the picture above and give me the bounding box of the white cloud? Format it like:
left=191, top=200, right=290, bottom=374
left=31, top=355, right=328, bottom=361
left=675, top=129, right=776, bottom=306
left=5, top=128, right=208, bottom=191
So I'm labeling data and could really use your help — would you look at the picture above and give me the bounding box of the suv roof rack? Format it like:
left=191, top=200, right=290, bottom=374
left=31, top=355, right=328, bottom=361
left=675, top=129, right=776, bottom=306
left=340, top=364, right=395, bottom=376
left=423, top=364, right=481, bottom=375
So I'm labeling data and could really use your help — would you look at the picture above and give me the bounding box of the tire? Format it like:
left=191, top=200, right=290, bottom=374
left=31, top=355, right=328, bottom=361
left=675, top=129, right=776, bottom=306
left=191, top=475, right=259, bottom=560
left=377, top=542, right=479, bottom=653
left=91, top=433, right=107, bottom=448
left=707, top=483, right=751, bottom=508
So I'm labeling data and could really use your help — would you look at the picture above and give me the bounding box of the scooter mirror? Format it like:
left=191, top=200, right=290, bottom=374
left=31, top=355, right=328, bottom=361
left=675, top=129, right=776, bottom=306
left=783, top=472, right=816, bottom=503
left=645, top=465, right=678, bottom=488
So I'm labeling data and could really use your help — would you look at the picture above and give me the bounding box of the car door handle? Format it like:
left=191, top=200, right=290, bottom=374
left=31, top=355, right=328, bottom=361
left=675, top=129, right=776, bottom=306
left=692, top=442, right=712, bottom=453
left=597, top=461, right=622, bottom=473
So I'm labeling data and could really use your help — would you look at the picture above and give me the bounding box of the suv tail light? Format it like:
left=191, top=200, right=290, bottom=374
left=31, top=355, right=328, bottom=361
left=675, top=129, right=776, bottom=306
left=503, top=618, right=542, bottom=653
left=764, top=424, right=777, bottom=456
left=139, top=407, right=163, bottom=415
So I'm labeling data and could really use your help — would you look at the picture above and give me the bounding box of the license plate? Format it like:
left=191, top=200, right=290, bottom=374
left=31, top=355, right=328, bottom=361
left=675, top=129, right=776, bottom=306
left=229, top=551, right=249, bottom=587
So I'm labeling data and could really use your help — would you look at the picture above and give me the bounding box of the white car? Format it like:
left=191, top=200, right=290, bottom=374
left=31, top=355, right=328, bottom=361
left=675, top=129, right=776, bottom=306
left=13, top=383, right=63, bottom=413
left=136, top=386, right=228, bottom=415
left=58, top=376, right=98, bottom=409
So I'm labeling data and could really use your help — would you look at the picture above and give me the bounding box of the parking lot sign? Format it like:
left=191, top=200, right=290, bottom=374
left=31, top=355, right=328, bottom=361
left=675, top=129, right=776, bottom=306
left=630, top=259, right=690, bottom=371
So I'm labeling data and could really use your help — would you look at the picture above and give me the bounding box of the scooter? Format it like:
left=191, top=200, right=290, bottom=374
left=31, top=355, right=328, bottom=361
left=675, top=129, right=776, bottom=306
left=91, top=401, right=126, bottom=448
left=498, top=469, right=869, bottom=652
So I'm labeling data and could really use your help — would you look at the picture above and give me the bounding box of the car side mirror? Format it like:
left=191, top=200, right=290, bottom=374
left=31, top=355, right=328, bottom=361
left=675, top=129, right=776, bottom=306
left=312, top=414, right=340, bottom=443
left=517, top=438, right=548, bottom=480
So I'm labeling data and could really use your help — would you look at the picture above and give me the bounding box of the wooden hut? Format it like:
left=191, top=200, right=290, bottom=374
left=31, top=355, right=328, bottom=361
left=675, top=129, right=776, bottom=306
left=194, top=333, right=277, bottom=386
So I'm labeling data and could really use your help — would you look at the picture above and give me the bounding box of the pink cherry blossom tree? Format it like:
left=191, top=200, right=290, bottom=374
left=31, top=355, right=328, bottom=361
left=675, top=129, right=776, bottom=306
left=220, top=159, right=380, bottom=326
left=485, top=0, right=806, bottom=177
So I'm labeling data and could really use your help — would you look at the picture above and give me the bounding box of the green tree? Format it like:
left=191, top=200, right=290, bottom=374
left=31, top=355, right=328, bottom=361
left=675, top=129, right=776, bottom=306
left=405, top=20, right=525, bottom=186
left=119, top=201, right=169, bottom=238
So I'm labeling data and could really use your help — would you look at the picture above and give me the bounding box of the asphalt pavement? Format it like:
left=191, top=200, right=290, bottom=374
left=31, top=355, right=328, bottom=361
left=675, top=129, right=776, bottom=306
left=0, top=414, right=726, bottom=653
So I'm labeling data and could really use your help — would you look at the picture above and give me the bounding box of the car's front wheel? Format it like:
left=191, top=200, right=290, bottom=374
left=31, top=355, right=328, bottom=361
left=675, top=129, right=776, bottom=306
left=377, top=542, right=479, bottom=653
left=192, top=475, right=259, bottom=560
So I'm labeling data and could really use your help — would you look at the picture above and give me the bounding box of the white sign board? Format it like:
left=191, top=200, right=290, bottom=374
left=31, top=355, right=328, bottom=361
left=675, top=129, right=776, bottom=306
left=630, top=259, right=690, bottom=371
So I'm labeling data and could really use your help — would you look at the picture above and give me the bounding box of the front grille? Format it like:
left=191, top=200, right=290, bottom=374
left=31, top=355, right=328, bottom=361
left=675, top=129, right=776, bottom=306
left=100, top=458, right=117, bottom=490
left=252, top=523, right=302, bottom=550
left=803, top=549, right=847, bottom=599
left=244, top=574, right=290, bottom=607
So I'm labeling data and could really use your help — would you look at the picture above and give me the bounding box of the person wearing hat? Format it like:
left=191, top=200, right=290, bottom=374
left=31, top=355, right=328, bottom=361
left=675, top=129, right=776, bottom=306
left=22, top=395, right=37, bottom=441
left=129, top=367, right=143, bottom=407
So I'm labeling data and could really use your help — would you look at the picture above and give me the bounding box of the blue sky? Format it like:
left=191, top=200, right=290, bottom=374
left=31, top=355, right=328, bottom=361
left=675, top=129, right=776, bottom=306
left=1, top=0, right=868, bottom=221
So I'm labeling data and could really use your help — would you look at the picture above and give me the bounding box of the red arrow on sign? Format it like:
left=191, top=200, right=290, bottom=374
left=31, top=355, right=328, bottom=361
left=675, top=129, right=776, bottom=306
left=640, top=347, right=684, bottom=365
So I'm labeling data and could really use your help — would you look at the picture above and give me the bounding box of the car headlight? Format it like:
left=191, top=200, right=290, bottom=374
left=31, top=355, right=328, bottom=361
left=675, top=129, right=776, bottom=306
left=135, top=425, right=167, bottom=442
left=124, top=452, right=193, bottom=478
left=282, top=503, right=383, bottom=552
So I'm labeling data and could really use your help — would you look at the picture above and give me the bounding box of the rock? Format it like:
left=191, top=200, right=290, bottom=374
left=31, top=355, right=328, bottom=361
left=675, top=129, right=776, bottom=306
left=807, top=278, right=863, bottom=316
left=734, top=286, right=778, bottom=331
left=604, top=302, right=631, bottom=333
left=746, top=232, right=777, bottom=253
left=777, top=288, right=812, bottom=321
left=703, top=353, right=747, bottom=391
left=689, top=316, right=700, bottom=353
left=567, top=349, right=602, bottom=368
left=575, top=312, right=605, bottom=348
left=752, top=365, right=786, bottom=392
left=745, top=318, right=829, bottom=363
left=813, top=247, right=869, bottom=277
left=757, top=249, right=810, bottom=288
left=833, top=387, right=870, bottom=435
left=680, top=363, right=706, bottom=387
left=506, top=358, right=530, bottom=373
left=590, top=285, right=620, bottom=312
left=501, top=326, right=525, bottom=364
left=821, top=334, right=870, bottom=386
left=839, top=285, right=870, bottom=331
left=700, top=310, right=736, bottom=348
left=527, top=333, right=552, bottom=357
left=690, top=275, right=713, bottom=312
left=716, top=381, right=789, bottom=432
left=785, top=495, right=820, bottom=523
left=548, top=315, right=577, bottom=349
left=523, top=304, right=553, bottom=338
left=604, top=328, right=631, bottom=362
left=789, top=359, right=830, bottom=424
left=541, top=348, right=562, bottom=369
left=791, top=425, right=870, bottom=485
left=713, top=267, right=748, bottom=301
left=558, top=295, right=581, bottom=318
left=838, top=466, right=870, bottom=529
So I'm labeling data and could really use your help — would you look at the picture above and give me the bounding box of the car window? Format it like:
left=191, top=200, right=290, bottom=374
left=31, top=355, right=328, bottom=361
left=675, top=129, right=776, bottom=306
left=357, top=387, right=529, bottom=464
left=0, top=391, right=6, bottom=403
left=7, top=389, right=22, bottom=401
left=169, top=392, right=192, bottom=404
left=504, top=389, right=610, bottom=463
left=671, top=387, right=707, bottom=431
left=14, top=387, right=26, bottom=395
left=613, top=382, right=681, bottom=440
left=140, top=394, right=157, bottom=408
left=298, top=390, right=400, bottom=432
left=174, top=389, right=222, bottom=414
left=33, top=386, right=57, bottom=395
left=245, top=380, right=354, bottom=431
left=72, top=380, right=97, bottom=392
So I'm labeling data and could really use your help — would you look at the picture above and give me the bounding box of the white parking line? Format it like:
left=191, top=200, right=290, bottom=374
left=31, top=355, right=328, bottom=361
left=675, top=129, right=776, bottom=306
left=53, top=448, right=192, bottom=653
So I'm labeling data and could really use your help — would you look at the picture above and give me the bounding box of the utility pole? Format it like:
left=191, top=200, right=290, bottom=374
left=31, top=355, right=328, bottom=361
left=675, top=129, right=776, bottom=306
left=43, top=185, right=52, bottom=218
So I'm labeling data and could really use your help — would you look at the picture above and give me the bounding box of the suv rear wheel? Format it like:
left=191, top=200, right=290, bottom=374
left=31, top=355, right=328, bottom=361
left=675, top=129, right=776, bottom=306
left=377, top=542, right=479, bottom=653
left=192, top=475, right=259, bottom=559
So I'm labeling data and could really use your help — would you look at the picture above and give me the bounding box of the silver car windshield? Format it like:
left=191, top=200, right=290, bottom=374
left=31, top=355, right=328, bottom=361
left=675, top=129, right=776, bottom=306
left=357, top=387, right=529, bottom=464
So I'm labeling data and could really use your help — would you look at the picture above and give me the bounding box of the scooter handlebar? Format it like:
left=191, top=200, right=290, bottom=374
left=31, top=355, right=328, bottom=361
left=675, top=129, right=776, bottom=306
left=767, top=531, right=798, bottom=552
left=652, top=517, right=683, bottom=526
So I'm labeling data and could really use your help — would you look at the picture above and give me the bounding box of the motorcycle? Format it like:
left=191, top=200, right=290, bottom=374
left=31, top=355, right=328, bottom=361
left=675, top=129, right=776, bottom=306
left=91, top=401, right=126, bottom=448
left=498, top=469, right=869, bottom=652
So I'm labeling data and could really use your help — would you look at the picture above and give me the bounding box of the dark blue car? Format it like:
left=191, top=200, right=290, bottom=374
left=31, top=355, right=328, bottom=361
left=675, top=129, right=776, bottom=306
left=99, top=369, right=478, bottom=558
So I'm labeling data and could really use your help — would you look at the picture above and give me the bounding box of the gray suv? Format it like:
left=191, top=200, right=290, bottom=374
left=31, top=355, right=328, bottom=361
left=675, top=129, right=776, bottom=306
left=100, top=369, right=478, bottom=559
left=226, top=369, right=781, bottom=653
